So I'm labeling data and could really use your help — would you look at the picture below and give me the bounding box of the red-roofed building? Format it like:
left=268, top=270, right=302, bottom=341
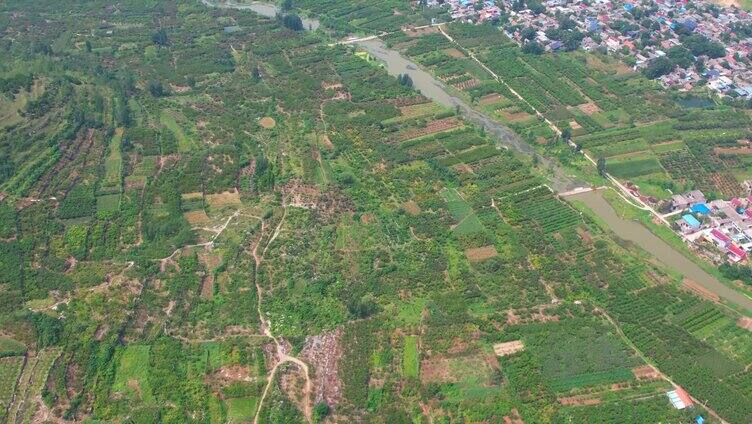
left=728, top=244, right=747, bottom=262
left=710, top=229, right=732, bottom=247
left=731, top=198, right=742, bottom=208
left=675, top=387, right=694, bottom=408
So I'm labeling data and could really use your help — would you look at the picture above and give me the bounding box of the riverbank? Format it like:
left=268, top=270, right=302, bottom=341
left=568, top=189, right=752, bottom=313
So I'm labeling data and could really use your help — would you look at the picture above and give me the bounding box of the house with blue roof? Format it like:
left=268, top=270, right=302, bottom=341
left=682, top=214, right=701, bottom=230
left=691, top=203, right=711, bottom=215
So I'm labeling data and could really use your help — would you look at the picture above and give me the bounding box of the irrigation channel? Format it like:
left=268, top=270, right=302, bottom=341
left=202, top=1, right=752, bottom=314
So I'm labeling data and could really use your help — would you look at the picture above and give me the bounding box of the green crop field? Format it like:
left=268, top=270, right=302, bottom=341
left=113, top=344, right=155, bottom=404
left=403, top=336, right=419, bottom=379
left=0, top=1, right=750, bottom=423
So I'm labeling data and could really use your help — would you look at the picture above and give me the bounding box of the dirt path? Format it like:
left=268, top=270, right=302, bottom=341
left=251, top=205, right=313, bottom=423
left=435, top=25, right=665, bottom=223
left=596, top=306, right=730, bottom=424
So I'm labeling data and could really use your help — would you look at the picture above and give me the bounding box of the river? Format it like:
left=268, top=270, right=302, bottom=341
left=198, top=0, right=752, bottom=313
left=356, top=38, right=582, bottom=194
left=571, top=190, right=752, bottom=312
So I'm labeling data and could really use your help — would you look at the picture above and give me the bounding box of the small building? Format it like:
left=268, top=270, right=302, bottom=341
left=667, top=387, right=693, bottom=409
left=690, top=203, right=711, bottom=215
left=728, top=243, right=748, bottom=262
left=682, top=214, right=701, bottom=229
left=710, top=229, right=732, bottom=248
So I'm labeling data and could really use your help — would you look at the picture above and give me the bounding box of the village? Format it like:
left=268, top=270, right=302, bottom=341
left=425, top=0, right=752, bottom=100
left=662, top=187, right=752, bottom=264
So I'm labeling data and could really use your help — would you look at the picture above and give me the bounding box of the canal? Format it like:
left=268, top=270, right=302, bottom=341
left=571, top=190, right=752, bottom=312
left=200, top=0, right=752, bottom=313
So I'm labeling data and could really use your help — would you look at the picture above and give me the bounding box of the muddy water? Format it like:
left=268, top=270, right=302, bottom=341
left=571, top=190, right=752, bottom=312
left=200, top=0, right=320, bottom=30
left=356, top=38, right=582, bottom=193
left=200, top=0, right=751, bottom=312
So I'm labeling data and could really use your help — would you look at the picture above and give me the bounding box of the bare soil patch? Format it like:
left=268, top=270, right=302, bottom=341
left=569, top=120, right=582, bottom=130
left=503, top=408, right=524, bottom=424
left=200, top=275, right=214, bottom=299
left=259, top=116, right=276, bottom=129
left=578, top=102, right=600, bottom=115
left=737, top=316, right=752, bottom=331
left=452, top=78, right=481, bottom=90
left=403, top=201, right=421, bottom=216
left=452, top=163, right=475, bottom=174
left=478, top=93, right=505, bottom=106
left=301, top=328, right=343, bottom=407
left=714, top=146, right=752, bottom=155
left=184, top=210, right=210, bottom=225
left=320, top=134, right=334, bottom=150
left=498, top=108, right=531, bottom=122
left=214, top=365, right=253, bottom=383
left=558, top=395, right=602, bottom=406
left=465, top=245, right=498, bottom=262
left=632, top=365, right=660, bottom=380
left=420, top=354, right=492, bottom=385
left=493, top=340, right=524, bottom=357
left=205, top=190, right=241, bottom=207
left=682, top=278, right=721, bottom=303
left=322, top=82, right=343, bottom=90
left=577, top=227, right=593, bottom=244
left=443, top=48, right=465, bottom=58
left=403, top=26, right=439, bottom=37
left=395, top=117, right=462, bottom=142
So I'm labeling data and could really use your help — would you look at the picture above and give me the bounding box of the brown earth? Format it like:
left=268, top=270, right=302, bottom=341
left=493, top=340, right=524, bottom=357
left=452, top=78, right=481, bottom=90
left=320, top=134, right=334, bottom=150
left=403, top=201, right=421, bottom=216
left=200, top=275, right=214, bottom=299
left=558, top=395, right=602, bottom=406
left=443, top=48, right=465, bottom=58
left=478, top=93, right=505, bottom=106
left=737, top=316, right=752, bottom=331
left=420, top=354, right=492, bottom=385
left=259, top=116, right=276, bottom=129
left=205, top=190, right=241, bottom=207
left=301, top=328, right=343, bottom=407
left=577, top=102, right=600, bottom=115
left=498, top=108, right=531, bottom=122
left=403, top=26, right=439, bottom=37
left=503, top=408, right=525, bottom=424
left=465, top=245, right=499, bottom=262
left=713, top=146, right=752, bottom=155
left=632, top=365, right=660, bottom=380
left=184, top=210, right=211, bottom=225
left=682, top=278, right=721, bottom=303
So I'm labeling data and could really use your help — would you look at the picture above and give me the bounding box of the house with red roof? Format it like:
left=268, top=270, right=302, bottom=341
left=709, top=229, right=732, bottom=248
left=728, top=244, right=747, bottom=262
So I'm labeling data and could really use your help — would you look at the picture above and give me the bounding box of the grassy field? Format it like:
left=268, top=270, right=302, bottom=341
left=102, top=127, right=123, bottom=190
left=6, top=348, right=61, bottom=424
left=113, top=345, right=155, bottom=404
left=0, top=337, right=26, bottom=356
left=160, top=110, right=198, bottom=152
left=226, top=396, right=258, bottom=424
left=0, top=356, right=25, bottom=421
left=403, top=335, right=419, bottom=379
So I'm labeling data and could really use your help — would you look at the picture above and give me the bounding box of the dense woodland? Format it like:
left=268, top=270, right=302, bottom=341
left=0, top=1, right=750, bottom=423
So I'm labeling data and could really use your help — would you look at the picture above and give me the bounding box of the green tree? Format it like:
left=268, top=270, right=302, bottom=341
left=597, top=155, right=606, bottom=176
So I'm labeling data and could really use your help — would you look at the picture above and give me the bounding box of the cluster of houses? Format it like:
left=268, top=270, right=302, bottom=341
left=672, top=189, right=752, bottom=263
left=425, top=0, right=502, bottom=23
left=426, top=0, right=752, bottom=100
